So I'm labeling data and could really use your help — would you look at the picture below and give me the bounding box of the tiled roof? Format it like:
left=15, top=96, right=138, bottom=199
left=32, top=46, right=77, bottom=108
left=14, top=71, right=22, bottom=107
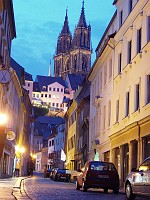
left=33, top=82, right=40, bottom=92
left=35, top=75, right=67, bottom=91
left=67, top=74, right=85, bottom=90
left=10, top=57, right=25, bottom=85
left=25, top=72, right=33, bottom=81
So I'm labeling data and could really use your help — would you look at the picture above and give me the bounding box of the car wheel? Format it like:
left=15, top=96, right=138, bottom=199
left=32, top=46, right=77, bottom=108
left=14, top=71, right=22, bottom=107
left=76, top=181, right=80, bottom=190
left=82, top=181, right=88, bottom=192
left=125, top=182, right=136, bottom=200
left=104, top=188, right=108, bottom=193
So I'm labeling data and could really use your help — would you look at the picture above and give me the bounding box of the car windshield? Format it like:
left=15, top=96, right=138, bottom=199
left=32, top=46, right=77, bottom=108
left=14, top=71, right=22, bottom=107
left=90, top=162, right=116, bottom=171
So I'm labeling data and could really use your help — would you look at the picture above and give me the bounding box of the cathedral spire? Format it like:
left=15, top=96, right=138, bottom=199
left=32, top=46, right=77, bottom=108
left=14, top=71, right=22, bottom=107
left=61, top=8, right=71, bottom=35
left=77, top=0, right=87, bottom=28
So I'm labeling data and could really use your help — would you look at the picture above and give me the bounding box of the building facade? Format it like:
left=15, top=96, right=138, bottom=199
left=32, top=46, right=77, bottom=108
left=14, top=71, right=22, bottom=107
left=88, top=0, right=150, bottom=187
left=54, top=2, right=92, bottom=80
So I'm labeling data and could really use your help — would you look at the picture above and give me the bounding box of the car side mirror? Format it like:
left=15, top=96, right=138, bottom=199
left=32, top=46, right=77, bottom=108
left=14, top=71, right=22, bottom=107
left=131, top=168, right=139, bottom=172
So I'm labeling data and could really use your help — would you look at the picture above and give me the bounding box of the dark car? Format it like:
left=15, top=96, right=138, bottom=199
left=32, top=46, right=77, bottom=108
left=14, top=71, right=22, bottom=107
left=51, top=168, right=71, bottom=182
left=45, top=168, right=52, bottom=178
left=76, top=161, right=119, bottom=193
left=125, top=156, right=150, bottom=200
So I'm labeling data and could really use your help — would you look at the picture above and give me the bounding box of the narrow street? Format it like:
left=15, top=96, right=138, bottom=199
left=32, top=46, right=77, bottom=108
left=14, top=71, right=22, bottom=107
left=23, top=172, right=147, bottom=200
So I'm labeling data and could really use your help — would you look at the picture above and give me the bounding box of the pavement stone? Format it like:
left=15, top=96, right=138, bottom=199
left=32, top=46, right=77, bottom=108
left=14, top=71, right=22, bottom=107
left=0, top=177, right=30, bottom=200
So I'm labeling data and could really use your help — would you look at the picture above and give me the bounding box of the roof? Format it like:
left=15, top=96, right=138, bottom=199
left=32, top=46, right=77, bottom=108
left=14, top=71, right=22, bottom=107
left=113, top=0, right=118, bottom=5
left=33, top=82, right=40, bottom=92
left=25, top=72, right=33, bottom=81
left=36, top=116, right=65, bottom=125
left=67, top=74, right=85, bottom=90
left=10, top=57, right=25, bottom=85
left=35, top=75, right=67, bottom=91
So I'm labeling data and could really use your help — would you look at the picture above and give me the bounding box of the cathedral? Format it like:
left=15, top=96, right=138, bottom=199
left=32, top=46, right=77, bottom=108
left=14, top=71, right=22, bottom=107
left=54, top=1, right=92, bottom=80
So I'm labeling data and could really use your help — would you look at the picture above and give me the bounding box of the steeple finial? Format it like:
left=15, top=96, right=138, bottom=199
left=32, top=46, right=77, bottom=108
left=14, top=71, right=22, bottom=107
left=60, top=8, right=71, bottom=35
left=77, top=1, right=87, bottom=28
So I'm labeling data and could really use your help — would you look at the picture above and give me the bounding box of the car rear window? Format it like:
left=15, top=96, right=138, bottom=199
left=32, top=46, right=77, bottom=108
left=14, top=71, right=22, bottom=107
left=57, top=169, right=66, bottom=173
left=90, top=162, right=116, bottom=171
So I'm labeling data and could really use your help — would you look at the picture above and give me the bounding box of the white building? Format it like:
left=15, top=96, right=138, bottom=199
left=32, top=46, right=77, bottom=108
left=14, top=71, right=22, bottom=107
left=88, top=0, right=150, bottom=186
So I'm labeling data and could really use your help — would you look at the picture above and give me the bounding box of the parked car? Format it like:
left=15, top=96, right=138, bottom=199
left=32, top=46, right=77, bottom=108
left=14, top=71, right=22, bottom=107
left=45, top=168, right=52, bottom=178
left=76, top=161, right=119, bottom=193
left=125, top=156, right=150, bottom=200
left=51, top=168, right=71, bottom=182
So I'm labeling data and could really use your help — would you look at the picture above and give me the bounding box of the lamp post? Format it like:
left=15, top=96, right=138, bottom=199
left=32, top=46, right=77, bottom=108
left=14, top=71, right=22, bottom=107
left=0, top=113, right=8, bottom=165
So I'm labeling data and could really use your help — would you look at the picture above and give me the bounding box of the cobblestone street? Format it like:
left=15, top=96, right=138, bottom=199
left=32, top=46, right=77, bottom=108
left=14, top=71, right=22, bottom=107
left=23, top=172, right=148, bottom=200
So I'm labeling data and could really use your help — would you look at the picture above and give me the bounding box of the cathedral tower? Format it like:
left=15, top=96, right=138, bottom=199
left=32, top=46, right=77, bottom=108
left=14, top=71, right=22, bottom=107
left=54, top=1, right=92, bottom=79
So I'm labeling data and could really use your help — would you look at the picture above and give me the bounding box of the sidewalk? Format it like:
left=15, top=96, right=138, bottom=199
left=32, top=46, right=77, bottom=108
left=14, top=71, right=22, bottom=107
left=0, top=176, right=30, bottom=200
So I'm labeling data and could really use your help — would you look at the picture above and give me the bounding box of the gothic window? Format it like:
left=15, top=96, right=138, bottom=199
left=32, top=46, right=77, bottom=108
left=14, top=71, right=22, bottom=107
left=82, top=56, right=87, bottom=71
left=74, top=55, right=77, bottom=71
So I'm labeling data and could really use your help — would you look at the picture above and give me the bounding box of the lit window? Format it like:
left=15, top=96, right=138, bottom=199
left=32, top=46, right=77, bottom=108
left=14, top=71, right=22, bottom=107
left=53, top=95, right=56, bottom=98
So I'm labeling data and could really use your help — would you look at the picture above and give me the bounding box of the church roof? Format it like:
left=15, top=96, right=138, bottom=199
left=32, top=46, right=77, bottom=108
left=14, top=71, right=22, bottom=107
left=60, top=9, right=71, bottom=35
left=77, top=1, right=87, bottom=28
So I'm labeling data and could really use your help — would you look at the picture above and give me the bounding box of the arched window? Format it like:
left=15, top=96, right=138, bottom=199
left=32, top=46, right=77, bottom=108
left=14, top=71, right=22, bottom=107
left=82, top=56, right=87, bottom=71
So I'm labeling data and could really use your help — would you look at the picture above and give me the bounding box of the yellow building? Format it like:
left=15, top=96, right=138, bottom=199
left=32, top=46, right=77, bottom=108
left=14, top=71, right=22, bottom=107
left=65, top=100, right=77, bottom=170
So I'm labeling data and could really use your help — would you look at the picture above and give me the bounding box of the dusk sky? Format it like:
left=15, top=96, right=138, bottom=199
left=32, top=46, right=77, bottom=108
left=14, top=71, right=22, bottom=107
left=11, top=0, right=116, bottom=80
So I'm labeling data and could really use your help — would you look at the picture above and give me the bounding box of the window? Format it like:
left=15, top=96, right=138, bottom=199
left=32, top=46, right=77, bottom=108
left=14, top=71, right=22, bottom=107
left=45, top=94, right=47, bottom=98
left=104, top=65, right=107, bottom=86
left=100, top=71, right=102, bottom=90
left=147, top=75, right=150, bottom=104
left=28, top=83, right=30, bottom=87
left=129, top=0, right=133, bottom=13
left=53, top=95, right=56, bottom=98
left=61, top=88, right=63, bottom=92
left=49, top=141, right=51, bottom=147
left=103, top=106, right=106, bottom=130
left=116, top=100, right=119, bottom=122
left=41, top=94, right=43, bottom=97
left=108, top=101, right=111, bottom=127
left=109, top=59, right=112, bottom=79
left=57, top=88, right=59, bottom=92
left=49, top=87, right=51, bottom=91
left=52, top=140, right=54, bottom=146
left=118, top=53, right=122, bottom=74
left=56, top=103, right=59, bottom=107
left=49, top=94, right=51, bottom=98
left=36, top=94, right=39, bottom=98
left=52, top=103, right=55, bottom=107
left=137, top=28, right=142, bottom=54
left=147, top=16, right=150, bottom=42
left=119, top=10, right=123, bottom=28
left=126, top=91, right=130, bottom=116
left=53, top=88, right=55, bottom=91
left=128, top=40, right=132, bottom=64
left=135, top=84, right=140, bottom=111
left=57, top=95, right=59, bottom=98
left=33, top=94, right=35, bottom=98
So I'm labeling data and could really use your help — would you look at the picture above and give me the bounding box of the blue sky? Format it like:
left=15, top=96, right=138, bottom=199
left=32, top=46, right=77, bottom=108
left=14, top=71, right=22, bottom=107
left=11, top=0, right=116, bottom=80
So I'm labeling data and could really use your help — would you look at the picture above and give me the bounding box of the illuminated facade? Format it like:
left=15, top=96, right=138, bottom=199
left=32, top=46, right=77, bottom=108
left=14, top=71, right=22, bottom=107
left=88, top=0, right=150, bottom=186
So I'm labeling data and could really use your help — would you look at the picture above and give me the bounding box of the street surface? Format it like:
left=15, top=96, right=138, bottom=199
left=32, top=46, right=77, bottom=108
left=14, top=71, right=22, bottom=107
left=24, top=172, right=149, bottom=200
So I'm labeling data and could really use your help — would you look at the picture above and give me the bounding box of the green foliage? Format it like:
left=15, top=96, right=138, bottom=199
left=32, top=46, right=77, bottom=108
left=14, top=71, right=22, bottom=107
left=33, top=106, right=49, bottom=119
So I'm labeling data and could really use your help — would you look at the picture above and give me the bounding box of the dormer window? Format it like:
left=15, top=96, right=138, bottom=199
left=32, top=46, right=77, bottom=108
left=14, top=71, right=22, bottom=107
left=42, top=86, right=46, bottom=91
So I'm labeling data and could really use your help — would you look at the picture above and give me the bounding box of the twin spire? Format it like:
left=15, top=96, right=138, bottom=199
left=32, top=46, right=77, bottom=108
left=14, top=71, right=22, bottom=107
left=60, top=1, right=87, bottom=36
